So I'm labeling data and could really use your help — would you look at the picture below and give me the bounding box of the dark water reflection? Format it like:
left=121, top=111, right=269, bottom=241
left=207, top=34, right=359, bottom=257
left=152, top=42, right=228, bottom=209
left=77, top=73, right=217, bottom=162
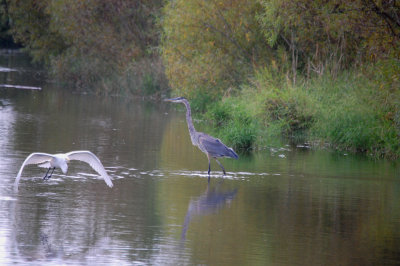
left=1, top=51, right=400, bottom=265
left=181, top=183, right=238, bottom=241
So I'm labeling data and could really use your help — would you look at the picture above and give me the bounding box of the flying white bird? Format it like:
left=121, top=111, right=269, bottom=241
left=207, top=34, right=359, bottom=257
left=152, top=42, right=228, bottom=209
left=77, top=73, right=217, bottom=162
left=14, top=151, right=113, bottom=192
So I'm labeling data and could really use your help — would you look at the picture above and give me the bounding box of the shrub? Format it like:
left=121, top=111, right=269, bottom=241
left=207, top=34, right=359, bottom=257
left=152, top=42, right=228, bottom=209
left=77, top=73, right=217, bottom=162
left=7, top=0, right=165, bottom=96
left=306, top=65, right=400, bottom=157
left=161, top=0, right=267, bottom=99
left=241, top=67, right=316, bottom=141
left=189, top=91, right=216, bottom=113
left=205, top=99, right=257, bottom=151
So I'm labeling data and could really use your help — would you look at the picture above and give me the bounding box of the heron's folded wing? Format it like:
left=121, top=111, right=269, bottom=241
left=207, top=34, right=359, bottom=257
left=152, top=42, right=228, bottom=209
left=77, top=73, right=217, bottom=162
left=14, top=153, right=54, bottom=192
left=66, top=151, right=113, bottom=188
left=198, top=134, right=238, bottom=159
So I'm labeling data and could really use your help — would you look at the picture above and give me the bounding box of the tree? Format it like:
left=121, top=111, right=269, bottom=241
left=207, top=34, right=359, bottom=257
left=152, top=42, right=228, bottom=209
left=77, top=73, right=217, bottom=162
left=161, top=0, right=269, bottom=100
left=257, top=0, right=400, bottom=81
left=7, top=0, right=165, bottom=93
left=7, top=0, right=67, bottom=62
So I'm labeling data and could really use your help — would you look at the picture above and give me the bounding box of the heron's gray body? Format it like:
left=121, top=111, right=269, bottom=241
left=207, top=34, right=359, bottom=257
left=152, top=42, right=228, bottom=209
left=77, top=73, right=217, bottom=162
left=165, top=97, right=238, bottom=180
left=196, top=132, right=238, bottom=159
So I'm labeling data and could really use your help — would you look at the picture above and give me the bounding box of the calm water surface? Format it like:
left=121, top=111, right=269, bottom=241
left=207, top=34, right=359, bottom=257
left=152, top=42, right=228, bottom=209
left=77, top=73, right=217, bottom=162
left=1, top=51, right=400, bottom=265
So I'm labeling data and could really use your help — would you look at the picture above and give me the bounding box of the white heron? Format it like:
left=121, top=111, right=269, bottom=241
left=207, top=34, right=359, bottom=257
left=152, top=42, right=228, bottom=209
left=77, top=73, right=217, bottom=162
left=14, top=150, right=113, bottom=192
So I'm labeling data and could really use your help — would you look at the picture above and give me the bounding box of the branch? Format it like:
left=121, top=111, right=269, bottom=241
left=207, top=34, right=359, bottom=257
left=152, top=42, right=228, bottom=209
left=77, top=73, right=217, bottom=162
left=200, top=21, right=251, bottom=60
left=363, top=0, right=400, bottom=38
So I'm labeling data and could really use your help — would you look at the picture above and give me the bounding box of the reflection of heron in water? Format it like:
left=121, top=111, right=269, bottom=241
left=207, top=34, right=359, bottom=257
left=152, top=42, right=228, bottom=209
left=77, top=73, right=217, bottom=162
left=181, top=183, right=238, bottom=241
left=164, top=97, right=238, bottom=181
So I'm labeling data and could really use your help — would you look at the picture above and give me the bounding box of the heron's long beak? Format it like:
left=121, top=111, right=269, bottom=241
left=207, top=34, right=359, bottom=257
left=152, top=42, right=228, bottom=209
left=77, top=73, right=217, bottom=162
left=164, top=97, right=182, bottom=102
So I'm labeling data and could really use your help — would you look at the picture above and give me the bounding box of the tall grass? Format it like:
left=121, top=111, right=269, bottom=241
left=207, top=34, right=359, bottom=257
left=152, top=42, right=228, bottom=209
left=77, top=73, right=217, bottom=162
left=201, top=59, right=400, bottom=158
left=307, top=74, right=379, bottom=151
left=204, top=98, right=257, bottom=151
left=306, top=61, right=399, bottom=158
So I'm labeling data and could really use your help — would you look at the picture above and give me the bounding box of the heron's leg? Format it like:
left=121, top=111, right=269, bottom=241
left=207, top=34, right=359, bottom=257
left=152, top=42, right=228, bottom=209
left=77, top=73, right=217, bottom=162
left=43, top=168, right=52, bottom=180
left=215, top=159, right=226, bottom=175
left=47, top=167, right=56, bottom=180
left=207, top=154, right=211, bottom=183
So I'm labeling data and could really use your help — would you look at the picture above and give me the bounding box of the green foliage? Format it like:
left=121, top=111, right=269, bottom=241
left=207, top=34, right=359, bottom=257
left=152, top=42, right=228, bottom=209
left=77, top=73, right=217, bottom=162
left=206, top=100, right=232, bottom=127
left=311, top=94, right=380, bottom=152
left=161, top=0, right=269, bottom=99
left=219, top=60, right=400, bottom=158
left=7, top=0, right=67, bottom=62
left=49, top=0, right=164, bottom=94
left=190, top=91, right=216, bottom=113
left=4, top=0, right=400, bottom=158
left=239, top=67, right=315, bottom=140
left=223, top=114, right=257, bottom=151
left=257, top=0, right=400, bottom=80
left=302, top=64, right=399, bottom=157
left=141, top=73, right=160, bottom=96
left=205, top=99, right=257, bottom=151
left=162, top=0, right=399, bottom=99
left=7, top=0, right=166, bottom=95
left=0, top=1, right=18, bottom=47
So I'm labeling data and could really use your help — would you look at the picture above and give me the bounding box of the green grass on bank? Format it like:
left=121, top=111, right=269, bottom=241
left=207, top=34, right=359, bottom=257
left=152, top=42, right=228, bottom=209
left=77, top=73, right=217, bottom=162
left=195, top=60, right=400, bottom=159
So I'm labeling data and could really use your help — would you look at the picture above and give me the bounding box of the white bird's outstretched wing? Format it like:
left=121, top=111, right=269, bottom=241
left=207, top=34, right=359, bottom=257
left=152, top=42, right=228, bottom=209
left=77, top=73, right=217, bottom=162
left=66, top=151, right=113, bottom=188
left=14, top=153, right=54, bottom=192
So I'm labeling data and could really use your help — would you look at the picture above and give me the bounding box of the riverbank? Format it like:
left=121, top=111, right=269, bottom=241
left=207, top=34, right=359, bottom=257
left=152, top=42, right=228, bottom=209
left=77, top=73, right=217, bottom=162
left=199, top=59, right=400, bottom=159
left=3, top=1, right=399, bottom=159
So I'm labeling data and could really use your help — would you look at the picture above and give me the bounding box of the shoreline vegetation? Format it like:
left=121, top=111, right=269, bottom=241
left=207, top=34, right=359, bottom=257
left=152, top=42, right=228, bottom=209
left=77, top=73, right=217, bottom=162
left=1, top=1, right=399, bottom=159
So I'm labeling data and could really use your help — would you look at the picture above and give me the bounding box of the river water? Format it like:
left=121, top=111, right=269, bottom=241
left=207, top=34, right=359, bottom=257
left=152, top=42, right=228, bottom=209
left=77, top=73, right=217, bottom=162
left=0, top=51, right=400, bottom=265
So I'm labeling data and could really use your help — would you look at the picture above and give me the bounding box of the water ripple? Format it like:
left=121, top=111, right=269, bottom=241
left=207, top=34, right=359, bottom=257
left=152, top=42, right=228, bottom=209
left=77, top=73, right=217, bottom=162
left=11, top=167, right=282, bottom=193
left=103, top=166, right=277, bottom=181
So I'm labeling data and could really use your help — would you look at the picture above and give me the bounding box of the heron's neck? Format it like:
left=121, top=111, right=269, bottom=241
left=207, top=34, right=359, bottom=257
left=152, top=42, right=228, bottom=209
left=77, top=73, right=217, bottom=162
left=182, top=100, right=197, bottom=142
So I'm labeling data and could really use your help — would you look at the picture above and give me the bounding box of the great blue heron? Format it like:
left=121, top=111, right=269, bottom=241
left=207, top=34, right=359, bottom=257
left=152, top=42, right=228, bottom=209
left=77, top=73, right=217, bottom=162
left=164, top=97, right=238, bottom=180
left=14, top=150, right=113, bottom=192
